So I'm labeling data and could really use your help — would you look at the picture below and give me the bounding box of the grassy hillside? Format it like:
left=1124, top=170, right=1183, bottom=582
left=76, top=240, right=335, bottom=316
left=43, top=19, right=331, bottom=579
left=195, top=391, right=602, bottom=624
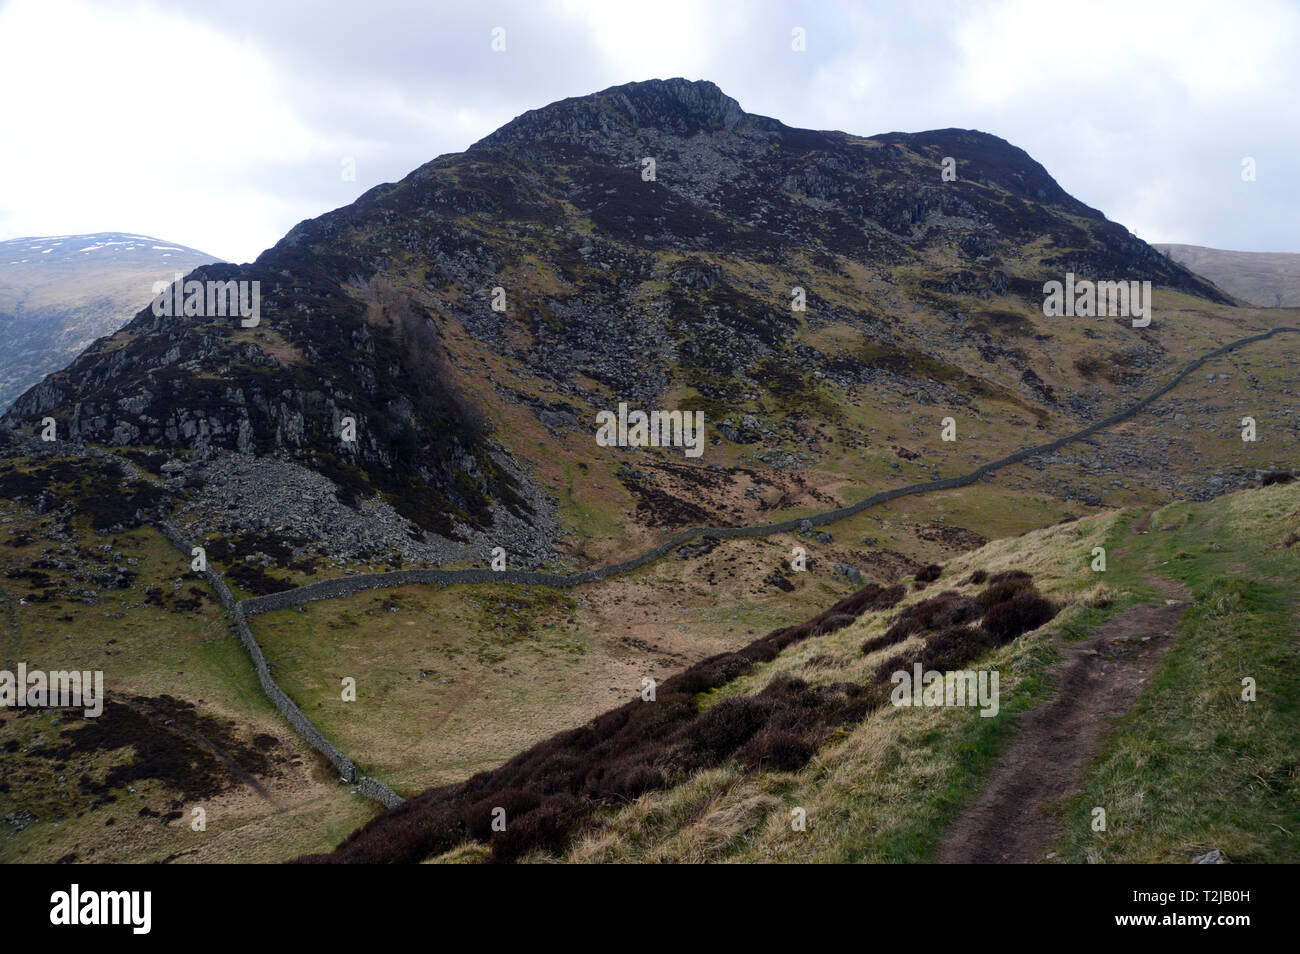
left=402, top=477, right=1298, bottom=863
left=3, top=82, right=1297, bottom=865
left=0, top=478, right=378, bottom=863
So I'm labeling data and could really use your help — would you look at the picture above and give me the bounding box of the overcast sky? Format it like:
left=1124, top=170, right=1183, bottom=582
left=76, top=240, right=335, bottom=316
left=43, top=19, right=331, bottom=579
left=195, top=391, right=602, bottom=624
left=1, top=0, right=1296, bottom=263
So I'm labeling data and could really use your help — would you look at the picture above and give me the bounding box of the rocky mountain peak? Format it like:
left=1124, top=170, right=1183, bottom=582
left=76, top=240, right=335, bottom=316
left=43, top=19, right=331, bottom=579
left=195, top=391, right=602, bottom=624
left=0, top=80, right=1237, bottom=569
left=474, top=78, right=747, bottom=151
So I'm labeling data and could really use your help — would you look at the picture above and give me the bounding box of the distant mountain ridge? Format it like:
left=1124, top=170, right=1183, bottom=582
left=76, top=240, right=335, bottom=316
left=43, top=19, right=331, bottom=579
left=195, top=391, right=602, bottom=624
left=1155, top=243, right=1300, bottom=307
left=0, top=232, right=218, bottom=410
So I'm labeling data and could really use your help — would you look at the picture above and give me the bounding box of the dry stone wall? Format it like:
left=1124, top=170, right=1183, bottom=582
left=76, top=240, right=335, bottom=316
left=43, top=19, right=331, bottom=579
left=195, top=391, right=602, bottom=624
left=240, top=324, right=1300, bottom=615
left=149, top=326, right=1297, bottom=814
left=156, top=522, right=402, bottom=807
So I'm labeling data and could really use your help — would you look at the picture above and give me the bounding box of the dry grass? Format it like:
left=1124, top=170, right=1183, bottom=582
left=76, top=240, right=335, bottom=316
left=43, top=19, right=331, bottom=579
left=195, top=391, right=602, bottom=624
left=0, top=510, right=377, bottom=863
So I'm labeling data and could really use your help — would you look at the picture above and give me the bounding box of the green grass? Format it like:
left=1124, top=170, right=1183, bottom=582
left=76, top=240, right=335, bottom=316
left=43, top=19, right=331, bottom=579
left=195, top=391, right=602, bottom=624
left=0, top=510, right=378, bottom=863
left=1054, top=486, right=1300, bottom=862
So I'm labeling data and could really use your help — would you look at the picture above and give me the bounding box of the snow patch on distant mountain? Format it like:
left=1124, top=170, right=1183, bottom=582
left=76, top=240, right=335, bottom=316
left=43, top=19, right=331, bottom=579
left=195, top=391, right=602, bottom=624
left=0, top=232, right=219, bottom=411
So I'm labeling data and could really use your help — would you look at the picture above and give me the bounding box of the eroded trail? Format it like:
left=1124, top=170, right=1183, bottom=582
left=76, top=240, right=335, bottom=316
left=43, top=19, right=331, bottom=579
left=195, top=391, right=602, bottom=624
left=939, top=576, right=1189, bottom=864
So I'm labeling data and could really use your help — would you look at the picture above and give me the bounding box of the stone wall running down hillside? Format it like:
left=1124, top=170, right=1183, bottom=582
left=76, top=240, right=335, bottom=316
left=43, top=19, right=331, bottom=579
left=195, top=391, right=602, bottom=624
left=155, top=521, right=403, bottom=809
left=234, top=326, right=1299, bottom=614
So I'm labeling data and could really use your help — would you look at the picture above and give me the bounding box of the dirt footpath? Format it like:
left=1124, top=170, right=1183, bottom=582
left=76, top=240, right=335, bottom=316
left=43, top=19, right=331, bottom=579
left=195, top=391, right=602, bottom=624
left=939, top=577, right=1188, bottom=863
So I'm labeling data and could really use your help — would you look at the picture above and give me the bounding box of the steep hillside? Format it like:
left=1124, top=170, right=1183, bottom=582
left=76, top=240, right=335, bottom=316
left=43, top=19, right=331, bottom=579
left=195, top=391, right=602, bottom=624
left=0, top=234, right=217, bottom=411
left=2, top=79, right=1262, bottom=578
left=1156, top=243, right=1300, bottom=307
left=313, top=476, right=1300, bottom=863
left=1, top=80, right=1296, bottom=864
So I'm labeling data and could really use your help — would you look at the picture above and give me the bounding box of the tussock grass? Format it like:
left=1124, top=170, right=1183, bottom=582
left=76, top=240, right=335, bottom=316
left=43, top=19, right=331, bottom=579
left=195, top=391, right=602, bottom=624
left=539, top=482, right=1300, bottom=863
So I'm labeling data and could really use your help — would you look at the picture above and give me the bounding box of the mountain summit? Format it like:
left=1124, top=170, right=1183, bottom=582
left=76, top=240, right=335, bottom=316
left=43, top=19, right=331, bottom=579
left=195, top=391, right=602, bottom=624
left=1, top=80, right=1239, bottom=571
left=477, top=78, right=747, bottom=147
left=2, top=79, right=1295, bottom=868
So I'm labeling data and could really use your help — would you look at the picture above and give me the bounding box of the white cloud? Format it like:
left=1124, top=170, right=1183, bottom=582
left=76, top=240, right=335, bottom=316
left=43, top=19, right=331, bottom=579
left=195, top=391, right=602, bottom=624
left=0, top=0, right=332, bottom=260
left=0, top=0, right=1296, bottom=259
